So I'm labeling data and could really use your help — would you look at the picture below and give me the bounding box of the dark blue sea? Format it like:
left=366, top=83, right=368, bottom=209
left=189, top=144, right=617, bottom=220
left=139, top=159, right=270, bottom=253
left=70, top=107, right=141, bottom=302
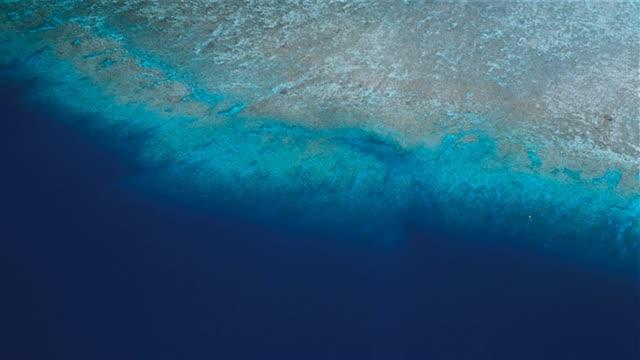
left=1, top=79, right=639, bottom=359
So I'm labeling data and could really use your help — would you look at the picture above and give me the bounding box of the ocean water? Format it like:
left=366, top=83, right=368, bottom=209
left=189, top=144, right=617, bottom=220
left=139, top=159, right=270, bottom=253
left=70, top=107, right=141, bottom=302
left=1, top=72, right=639, bottom=359
left=1, top=2, right=640, bottom=358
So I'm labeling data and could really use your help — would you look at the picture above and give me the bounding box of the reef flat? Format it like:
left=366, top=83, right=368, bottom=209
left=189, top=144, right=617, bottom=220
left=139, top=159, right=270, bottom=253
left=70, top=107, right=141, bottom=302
left=1, top=1, right=638, bottom=271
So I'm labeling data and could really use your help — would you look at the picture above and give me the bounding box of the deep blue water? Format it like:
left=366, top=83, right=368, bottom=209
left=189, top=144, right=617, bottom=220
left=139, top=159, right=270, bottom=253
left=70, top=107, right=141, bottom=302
left=1, top=79, right=639, bottom=359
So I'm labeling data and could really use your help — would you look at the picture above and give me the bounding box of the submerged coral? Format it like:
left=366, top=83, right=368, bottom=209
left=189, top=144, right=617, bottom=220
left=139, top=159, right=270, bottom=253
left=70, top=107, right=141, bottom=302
left=0, top=1, right=638, bottom=270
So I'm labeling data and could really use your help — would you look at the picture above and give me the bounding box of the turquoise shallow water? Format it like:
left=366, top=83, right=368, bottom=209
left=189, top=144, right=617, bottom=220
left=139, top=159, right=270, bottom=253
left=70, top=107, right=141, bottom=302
left=3, top=43, right=638, bottom=274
